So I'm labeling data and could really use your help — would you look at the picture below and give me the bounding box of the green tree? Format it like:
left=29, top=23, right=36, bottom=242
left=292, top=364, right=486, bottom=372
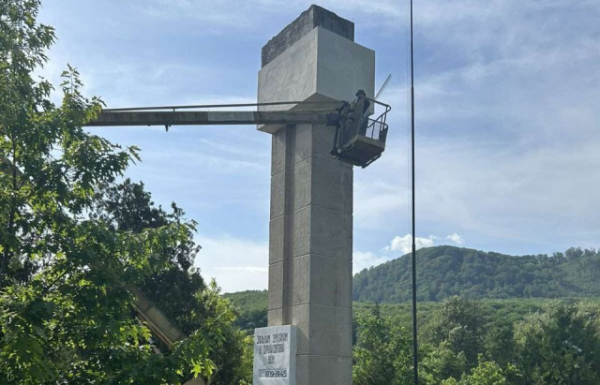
left=425, top=296, right=486, bottom=369
left=419, top=341, right=467, bottom=384
left=225, top=290, right=268, bottom=333
left=440, top=358, right=517, bottom=385
left=514, top=303, right=600, bottom=384
left=483, top=324, right=515, bottom=368
left=94, top=179, right=205, bottom=335
left=353, top=305, right=412, bottom=385
left=95, top=179, right=252, bottom=385
left=0, top=1, right=223, bottom=383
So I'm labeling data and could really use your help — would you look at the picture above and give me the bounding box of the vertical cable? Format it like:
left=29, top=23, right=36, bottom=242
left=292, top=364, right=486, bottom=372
left=409, top=0, right=419, bottom=382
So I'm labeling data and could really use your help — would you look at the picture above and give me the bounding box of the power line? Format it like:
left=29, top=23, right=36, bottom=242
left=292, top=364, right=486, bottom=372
left=409, top=0, right=419, bottom=382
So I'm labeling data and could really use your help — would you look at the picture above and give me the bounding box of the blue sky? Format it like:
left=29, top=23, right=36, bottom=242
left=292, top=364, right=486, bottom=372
left=38, top=0, right=600, bottom=292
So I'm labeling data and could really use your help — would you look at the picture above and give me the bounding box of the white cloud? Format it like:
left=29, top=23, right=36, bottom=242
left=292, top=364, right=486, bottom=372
left=447, top=233, right=464, bottom=245
left=153, top=151, right=265, bottom=174
left=353, top=251, right=390, bottom=274
left=389, top=234, right=436, bottom=254
left=129, top=0, right=259, bottom=28
left=354, top=233, right=468, bottom=273
left=413, top=138, right=600, bottom=244
left=194, top=235, right=268, bottom=293
left=215, top=266, right=268, bottom=273
left=354, top=233, right=455, bottom=273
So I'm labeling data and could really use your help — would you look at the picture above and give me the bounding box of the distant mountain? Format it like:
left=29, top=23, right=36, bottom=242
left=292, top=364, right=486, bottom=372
left=353, top=246, right=600, bottom=303
left=225, top=246, right=600, bottom=312
left=224, top=290, right=268, bottom=332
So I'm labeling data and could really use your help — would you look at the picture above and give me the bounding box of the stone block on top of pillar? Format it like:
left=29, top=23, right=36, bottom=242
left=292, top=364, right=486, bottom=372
left=257, top=5, right=375, bottom=134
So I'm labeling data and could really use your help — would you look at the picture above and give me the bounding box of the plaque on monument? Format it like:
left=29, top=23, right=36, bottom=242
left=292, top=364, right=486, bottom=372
left=253, top=325, right=297, bottom=385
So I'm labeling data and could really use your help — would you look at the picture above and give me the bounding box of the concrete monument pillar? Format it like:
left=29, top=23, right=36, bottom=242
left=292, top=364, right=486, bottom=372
left=257, top=6, right=374, bottom=385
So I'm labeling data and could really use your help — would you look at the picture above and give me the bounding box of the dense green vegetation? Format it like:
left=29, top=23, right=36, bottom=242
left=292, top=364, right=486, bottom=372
left=0, top=2, right=251, bottom=384
left=96, top=180, right=252, bottom=384
left=226, top=247, right=600, bottom=383
left=226, top=290, right=600, bottom=338
left=355, top=298, right=600, bottom=384
left=228, top=246, right=600, bottom=311
left=228, top=290, right=600, bottom=383
left=224, top=290, right=268, bottom=333
left=354, top=245, right=600, bottom=302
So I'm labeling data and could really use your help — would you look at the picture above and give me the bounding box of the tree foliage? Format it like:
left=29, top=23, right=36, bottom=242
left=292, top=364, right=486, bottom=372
left=352, top=300, right=600, bottom=384
left=441, top=358, right=517, bottom=385
left=424, top=296, right=486, bottom=367
left=93, top=179, right=205, bottom=336
left=353, top=305, right=412, bottom=385
left=0, top=1, right=250, bottom=383
left=514, top=304, right=600, bottom=384
left=95, top=179, right=253, bottom=385
left=230, top=288, right=600, bottom=384
left=419, top=341, right=467, bottom=384
left=224, top=290, right=268, bottom=333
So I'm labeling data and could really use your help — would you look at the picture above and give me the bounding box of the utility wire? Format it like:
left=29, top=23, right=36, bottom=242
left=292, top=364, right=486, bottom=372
left=409, top=0, right=419, bottom=382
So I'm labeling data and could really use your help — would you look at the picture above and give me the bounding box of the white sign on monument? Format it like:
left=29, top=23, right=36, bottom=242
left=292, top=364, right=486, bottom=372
left=253, top=325, right=297, bottom=385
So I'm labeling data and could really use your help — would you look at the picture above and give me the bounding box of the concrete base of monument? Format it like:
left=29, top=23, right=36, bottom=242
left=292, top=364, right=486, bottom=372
left=253, top=325, right=298, bottom=385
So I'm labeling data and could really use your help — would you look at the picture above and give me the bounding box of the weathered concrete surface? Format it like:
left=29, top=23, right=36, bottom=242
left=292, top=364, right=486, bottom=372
left=262, top=5, right=354, bottom=67
left=266, top=124, right=353, bottom=385
left=258, top=5, right=375, bottom=385
left=258, top=27, right=375, bottom=133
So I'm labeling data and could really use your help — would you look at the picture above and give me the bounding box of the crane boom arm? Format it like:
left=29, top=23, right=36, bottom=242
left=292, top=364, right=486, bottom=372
left=87, top=110, right=333, bottom=127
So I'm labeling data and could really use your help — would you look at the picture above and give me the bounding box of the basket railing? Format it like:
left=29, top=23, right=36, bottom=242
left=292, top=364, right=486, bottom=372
left=360, top=98, right=391, bottom=142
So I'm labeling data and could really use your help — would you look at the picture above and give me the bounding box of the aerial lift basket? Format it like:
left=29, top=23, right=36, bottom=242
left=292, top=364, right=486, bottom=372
left=329, top=99, right=391, bottom=168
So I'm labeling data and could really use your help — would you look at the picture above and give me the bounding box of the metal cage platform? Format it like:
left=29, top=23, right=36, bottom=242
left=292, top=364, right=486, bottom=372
left=330, top=99, right=391, bottom=168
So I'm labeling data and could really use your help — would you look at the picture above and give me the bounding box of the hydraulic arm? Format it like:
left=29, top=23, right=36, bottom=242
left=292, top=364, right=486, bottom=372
left=88, top=96, right=390, bottom=168
left=87, top=110, right=333, bottom=127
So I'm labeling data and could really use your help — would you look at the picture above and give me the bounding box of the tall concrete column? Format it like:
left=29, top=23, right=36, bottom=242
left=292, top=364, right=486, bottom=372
left=257, top=6, right=374, bottom=385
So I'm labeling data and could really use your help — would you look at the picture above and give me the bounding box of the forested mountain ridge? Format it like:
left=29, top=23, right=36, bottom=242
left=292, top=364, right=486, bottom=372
left=353, top=245, right=600, bottom=303
left=226, top=246, right=600, bottom=315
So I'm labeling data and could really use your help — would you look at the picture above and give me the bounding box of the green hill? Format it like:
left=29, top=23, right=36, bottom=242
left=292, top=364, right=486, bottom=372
left=224, top=247, right=600, bottom=382
left=225, top=246, right=600, bottom=311
left=224, top=290, right=268, bottom=332
left=353, top=245, right=600, bottom=303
